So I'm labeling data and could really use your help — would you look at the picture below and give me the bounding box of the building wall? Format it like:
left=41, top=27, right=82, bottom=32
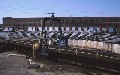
left=2, top=17, right=120, bottom=32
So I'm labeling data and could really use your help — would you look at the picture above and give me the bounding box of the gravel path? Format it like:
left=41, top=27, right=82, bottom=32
left=0, top=51, right=33, bottom=75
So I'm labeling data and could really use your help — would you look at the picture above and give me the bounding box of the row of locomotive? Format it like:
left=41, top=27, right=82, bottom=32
left=67, top=31, right=120, bottom=54
left=1, top=31, right=120, bottom=55
left=6, top=31, right=120, bottom=55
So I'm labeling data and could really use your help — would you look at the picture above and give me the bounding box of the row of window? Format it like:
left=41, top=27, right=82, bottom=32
left=4, top=26, right=115, bottom=32
left=4, top=19, right=43, bottom=23
left=4, top=23, right=120, bottom=27
left=4, top=18, right=120, bottom=23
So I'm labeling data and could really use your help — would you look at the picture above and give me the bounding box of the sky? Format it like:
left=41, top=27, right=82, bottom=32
left=0, top=0, right=120, bottom=24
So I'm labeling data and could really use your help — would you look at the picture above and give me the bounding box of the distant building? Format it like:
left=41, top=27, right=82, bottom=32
left=2, top=17, right=43, bottom=31
left=2, top=17, right=120, bottom=32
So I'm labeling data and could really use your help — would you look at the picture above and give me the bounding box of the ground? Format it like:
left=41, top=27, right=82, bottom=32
left=0, top=51, right=114, bottom=75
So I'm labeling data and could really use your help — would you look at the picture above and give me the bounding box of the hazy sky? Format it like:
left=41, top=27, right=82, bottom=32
left=0, top=0, right=120, bottom=24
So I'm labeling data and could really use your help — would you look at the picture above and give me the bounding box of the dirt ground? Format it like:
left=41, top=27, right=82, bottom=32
left=0, top=51, right=114, bottom=75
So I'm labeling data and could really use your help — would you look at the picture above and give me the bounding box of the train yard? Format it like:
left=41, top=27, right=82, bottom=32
left=1, top=15, right=120, bottom=74
left=0, top=31, right=120, bottom=74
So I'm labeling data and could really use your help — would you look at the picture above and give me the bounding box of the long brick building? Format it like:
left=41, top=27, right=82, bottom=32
left=2, top=17, right=120, bottom=32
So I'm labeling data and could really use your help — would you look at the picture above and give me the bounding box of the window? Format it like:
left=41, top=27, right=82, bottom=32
left=84, top=27, right=87, bottom=31
left=8, top=20, right=11, bottom=23
left=55, top=27, right=58, bottom=31
left=94, top=27, right=100, bottom=31
left=108, top=18, right=113, bottom=22
left=72, top=27, right=75, bottom=31
left=61, top=27, right=64, bottom=31
left=114, top=18, right=119, bottom=22
left=78, top=27, right=81, bottom=31
left=89, top=18, right=94, bottom=23
left=29, top=20, right=32, bottom=22
left=49, top=27, right=53, bottom=31
left=77, top=19, right=82, bottom=22
left=102, top=28, right=107, bottom=31
left=66, top=27, right=69, bottom=31
left=95, top=18, right=100, bottom=22
left=89, top=27, right=94, bottom=31
left=61, top=19, right=64, bottom=23
left=22, top=20, right=26, bottom=22
left=18, top=20, right=22, bottom=22
left=71, top=19, right=76, bottom=23
left=109, top=27, right=114, bottom=32
left=39, top=27, right=42, bottom=31
left=65, top=19, right=70, bottom=23
left=101, top=18, right=106, bottom=22
left=45, top=27, right=47, bottom=30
